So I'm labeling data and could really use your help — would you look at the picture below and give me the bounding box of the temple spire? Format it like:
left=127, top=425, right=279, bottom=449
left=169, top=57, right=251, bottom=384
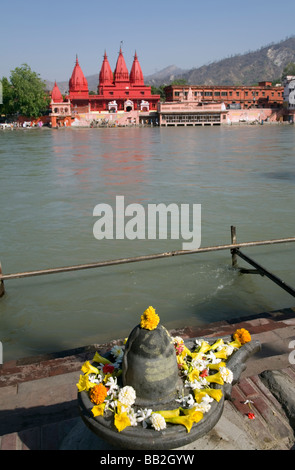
left=51, top=81, right=63, bottom=103
left=114, top=47, right=129, bottom=84
left=130, top=50, right=144, bottom=86
left=99, top=50, right=113, bottom=86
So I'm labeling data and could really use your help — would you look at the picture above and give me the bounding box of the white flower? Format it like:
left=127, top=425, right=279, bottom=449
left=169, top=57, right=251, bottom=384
left=206, top=351, right=222, bottom=364
left=193, top=400, right=211, bottom=413
left=105, top=399, right=117, bottom=412
left=105, top=376, right=118, bottom=396
left=118, top=386, right=136, bottom=407
left=136, top=408, right=153, bottom=428
left=219, top=366, right=233, bottom=383
left=189, top=377, right=207, bottom=389
left=221, top=344, right=234, bottom=356
left=150, top=413, right=166, bottom=431
left=127, top=408, right=138, bottom=427
left=176, top=393, right=195, bottom=407
left=111, top=345, right=124, bottom=360
left=191, top=358, right=208, bottom=370
left=173, top=336, right=184, bottom=344
left=88, top=373, right=102, bottom=384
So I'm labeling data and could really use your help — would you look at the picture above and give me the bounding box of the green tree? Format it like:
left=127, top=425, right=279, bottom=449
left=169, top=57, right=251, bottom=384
left=282, top=62, right=295, bottom=79
left=8, top=64, right=50, bottom=118
left=151, top=85, right=166, bottom=101
left=170, top=79, right=187, bottom=86
left=0, top=76, right=14, bottom=115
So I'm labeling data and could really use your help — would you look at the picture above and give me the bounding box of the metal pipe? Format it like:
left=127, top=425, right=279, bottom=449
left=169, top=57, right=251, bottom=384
left=234, top=249, right=295, bottom=298
left=1, top=236, right=295, bottom=281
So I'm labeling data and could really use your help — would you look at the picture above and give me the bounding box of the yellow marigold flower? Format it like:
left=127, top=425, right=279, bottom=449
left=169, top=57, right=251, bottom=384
left=114, top=412, right=131, bottom=432
left=233, top=328, right=251, bottom=345
left=89, top=383, right=108, bottom=405
left=91, top=403, right=106, bottom=417
left=140, top=306, right=160, bottom=330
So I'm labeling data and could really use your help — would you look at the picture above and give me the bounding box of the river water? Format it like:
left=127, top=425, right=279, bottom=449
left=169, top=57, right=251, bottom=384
left=0, top=125, right=294, bottom=361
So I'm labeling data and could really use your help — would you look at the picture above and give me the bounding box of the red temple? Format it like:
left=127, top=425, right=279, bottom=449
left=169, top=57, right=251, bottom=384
left=50, top=49, right=160, bottom=126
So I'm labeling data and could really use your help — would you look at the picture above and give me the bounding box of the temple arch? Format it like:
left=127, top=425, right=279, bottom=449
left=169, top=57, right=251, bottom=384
left=124, top=99, right=134, bottom=112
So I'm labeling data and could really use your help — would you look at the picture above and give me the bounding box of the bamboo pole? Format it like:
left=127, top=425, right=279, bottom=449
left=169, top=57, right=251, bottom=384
left=0, top=235, right=295, bottom=282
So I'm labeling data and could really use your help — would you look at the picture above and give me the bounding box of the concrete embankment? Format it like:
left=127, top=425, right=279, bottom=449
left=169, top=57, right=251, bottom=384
left=0, top=307, right=294, bottom=450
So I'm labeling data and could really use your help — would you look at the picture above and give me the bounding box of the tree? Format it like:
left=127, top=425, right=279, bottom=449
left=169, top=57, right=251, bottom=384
left=8, top=64, right=50, bottom=118
left=170, top=79, right=187, bottom=86
left=0, top=77, right=14, bottom=115
left=282, top=62, right=295, bottom=79
left=151, top=84, right=166, bottom=101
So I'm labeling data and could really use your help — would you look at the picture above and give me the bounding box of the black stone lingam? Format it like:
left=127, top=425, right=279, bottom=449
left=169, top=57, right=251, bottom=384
left=122, top=323, right=181, bottom=408
left=78, top=315, right=261, bottom=450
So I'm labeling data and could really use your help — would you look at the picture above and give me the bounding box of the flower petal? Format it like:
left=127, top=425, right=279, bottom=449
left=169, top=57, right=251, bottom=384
left=165, top=416, right=195, bottom=433
left=92, top=352, right=112, bottom=365
left=114, top=412, right=131, bottom=432
left=81, top=360, right=99, bottom=375
left=156, top=409, right=180, bottom=419
left=91, top=403, right=106, bottom=417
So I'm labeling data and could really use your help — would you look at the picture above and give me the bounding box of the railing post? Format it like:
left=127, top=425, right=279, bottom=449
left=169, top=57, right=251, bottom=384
left=0, top=262, right=5, bottom=297
left=231, top=226, right=238, bottom=268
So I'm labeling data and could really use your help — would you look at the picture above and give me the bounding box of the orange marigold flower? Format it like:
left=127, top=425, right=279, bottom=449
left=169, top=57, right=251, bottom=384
left=89, top=383, right=108, bottom=405
left=233, top=328, right=251, bottom=345
left=140, top=306, right=160, bottom=330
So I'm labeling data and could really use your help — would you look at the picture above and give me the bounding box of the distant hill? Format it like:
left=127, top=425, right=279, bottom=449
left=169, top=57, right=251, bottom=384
left=145, top=36, right=295, bottom=87
left=45, top=75, right=100, bottom=94
left=45, top=36, right=295, bottom=92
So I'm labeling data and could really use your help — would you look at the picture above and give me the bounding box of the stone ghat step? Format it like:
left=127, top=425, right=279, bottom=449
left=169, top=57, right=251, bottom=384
left=0, top=307, right=294, bottom=388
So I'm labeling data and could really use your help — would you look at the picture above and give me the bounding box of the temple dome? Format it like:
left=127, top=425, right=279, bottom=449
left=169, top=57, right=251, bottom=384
left=51, top=81, right=63, bottom=103
left=69, top=56, right=88, bottom=93
left=130, top=52, right=144, bottom=86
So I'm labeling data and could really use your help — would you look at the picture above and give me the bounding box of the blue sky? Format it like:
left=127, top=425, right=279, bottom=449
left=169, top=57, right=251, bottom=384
left=1, top=0, right=295, bottom=82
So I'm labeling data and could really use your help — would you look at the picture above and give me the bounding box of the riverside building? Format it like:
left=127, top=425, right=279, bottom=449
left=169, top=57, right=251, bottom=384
left=50, top=49, right=160, bottom=127
left=158, top=82, right=285, bottom=126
